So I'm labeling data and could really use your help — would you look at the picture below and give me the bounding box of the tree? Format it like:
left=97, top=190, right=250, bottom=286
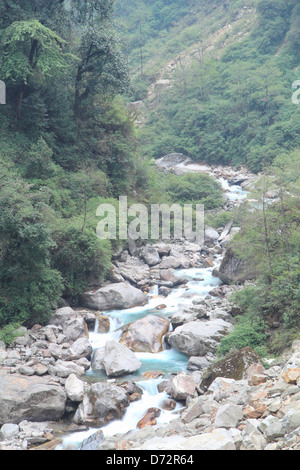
left=0, top=19, right=68, bottom=118
left=0, top=167, right=63, bottom=327
left=74, top=22, right=129, bottom=114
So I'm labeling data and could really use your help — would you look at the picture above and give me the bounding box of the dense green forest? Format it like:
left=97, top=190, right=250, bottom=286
left=0, top=0, right=299, bottom=356
left=0, top=0, right=222, bottom=329
left=115, top=0, right=300, bottom=171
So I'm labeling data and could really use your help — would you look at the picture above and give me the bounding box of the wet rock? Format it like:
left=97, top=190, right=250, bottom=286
left=137, top=408, right=161, bottom=429
left=79, top=430, right=104, bottom=450
left=120, top=315, right=170, bottom=353
left=73, top=382, right=129, bottom=427
left=101, top=340, right=142, bottom=377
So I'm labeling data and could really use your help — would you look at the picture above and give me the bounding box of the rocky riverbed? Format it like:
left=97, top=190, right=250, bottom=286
left=2, top=164, right=298, bottom=452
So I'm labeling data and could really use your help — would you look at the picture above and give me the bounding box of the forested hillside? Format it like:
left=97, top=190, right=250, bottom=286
left=116, top=0, right=300, bottom=171
left=0, top=0, right=141, bottom=328
left=0, top=0, right=223, bottom=330
left=0, top=0, right=299, bottom=356
left=114, top=0, right=300, bottom=354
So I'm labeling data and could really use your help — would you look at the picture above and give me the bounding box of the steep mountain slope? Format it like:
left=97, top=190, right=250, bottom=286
left=115, top=0, right=300, bottom=171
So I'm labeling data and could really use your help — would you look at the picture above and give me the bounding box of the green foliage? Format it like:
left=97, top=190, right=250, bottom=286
left=217, top=312, right=268, bottom=358
left=161, top=172, right=223, bottom=210
left=119, top=0, right=300, bottom=172
left=0, top=168, right=63, bottom=327
left=52, top=227, right=112, bottom=298
left=219, top=152, right=300, bottom=355
left=0, top=323, right=23, bottom=347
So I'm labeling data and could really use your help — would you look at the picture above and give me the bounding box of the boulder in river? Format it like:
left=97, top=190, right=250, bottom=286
left=120, top=315, right=170, bottom=353
left=73, top=382, right=130, bottom=427
left=137, top=407, right=161, bottom=429
left=168, top=319, right=232, bottom=357
left=79, top=282, right=147, bottom=311
left=101, top=340, right=142, bottom=377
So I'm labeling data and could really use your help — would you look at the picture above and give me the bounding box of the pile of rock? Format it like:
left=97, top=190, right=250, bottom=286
left=91, top=341, right=300, bottom=451
left=0, top=306, right=141, bottom=450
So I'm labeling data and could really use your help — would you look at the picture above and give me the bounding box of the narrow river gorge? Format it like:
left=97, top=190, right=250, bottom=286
left=56, top=165, right=251, bottom=450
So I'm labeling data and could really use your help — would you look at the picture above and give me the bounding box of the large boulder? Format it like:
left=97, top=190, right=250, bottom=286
left=115, top=258, right=150, bottom=284
left=140, top=245, right=160, bottom=266
left=204, top=227, right=219, bottom=246
left=218, top=248, right=260, bottom=284
left=155, top=153, right=188, bottom=169
left=200, top=347, right=263, bottom=391
left=49, top=307, right=77, bottom=326
left=168, top=320, right=232, bottom=357
left=73, top=382, right=129, bottom=427
left=0, top=371, right=66, bottom=425
left=120, top=315, right=170, bottom=353
left=101, top=340, right=142, bottom=377
left=79, top=282, right=147, bottom=311
left=170, top=372, right=198, bottom=402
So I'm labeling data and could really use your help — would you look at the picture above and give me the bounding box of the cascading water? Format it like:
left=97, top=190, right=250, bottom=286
left=57, top=178, right=248, bottom=450
left=57, top=260, right=222, bottom=450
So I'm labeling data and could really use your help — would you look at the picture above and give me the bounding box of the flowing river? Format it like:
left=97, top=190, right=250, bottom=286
left=57, top=174, right=248, bottom=450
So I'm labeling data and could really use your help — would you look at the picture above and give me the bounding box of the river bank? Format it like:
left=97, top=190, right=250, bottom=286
left=3, top=164, right=299, bottom=451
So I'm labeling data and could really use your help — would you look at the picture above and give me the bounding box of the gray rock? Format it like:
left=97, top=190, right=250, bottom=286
left=73, top=382, right=129, bottom=427
left=170, top=372, right=198, bottom=401
left=63, top=317, right=87, bottom=342
left=136, top=428, right=236, bottom=450
left=155, top=153, right=188, bottom=169
left=66, top=337, right=93, bottom=361
left=79, top=282, right=147, bottom=311
left=159, top=256, right=181, bottom=269
left=101, top=340, right=142, bottom=377
left=187, top=356, right=210, bottom=371
left=115, top=258, right=150, bottom=284
left=65, top=374, right=85, bottom=402
left=218, top=248, right=260, bottom=284
left=120, top=315, right=170, bottom=354
left=168, top=319, right=232, bottom=357
left=204, top=227, right=219, bottom=246
left=49, top=307, right=77, bottom=326
left=0, top=371, right=66, bottom=425
left=79, top=430, right=104, bottom=450
left=214, top=404, right=243, bottom=429
left=48, top=360, right=85, bottom=378
left=141, top=245, right=160, bottom=266
left=0, top=423, right=19, bottom=440
left=91, top=348, right=105, bottom=371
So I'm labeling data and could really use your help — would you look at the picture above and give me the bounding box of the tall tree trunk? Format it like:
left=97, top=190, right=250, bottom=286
left=16, top=82, right=25, bottom=120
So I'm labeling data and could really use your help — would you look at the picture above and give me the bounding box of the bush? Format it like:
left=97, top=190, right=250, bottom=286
left=162, top=172, right=223, bottom=209
left=217, top=313, right=268, bottom=358
left=52, top=227, right=112, bottom=298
